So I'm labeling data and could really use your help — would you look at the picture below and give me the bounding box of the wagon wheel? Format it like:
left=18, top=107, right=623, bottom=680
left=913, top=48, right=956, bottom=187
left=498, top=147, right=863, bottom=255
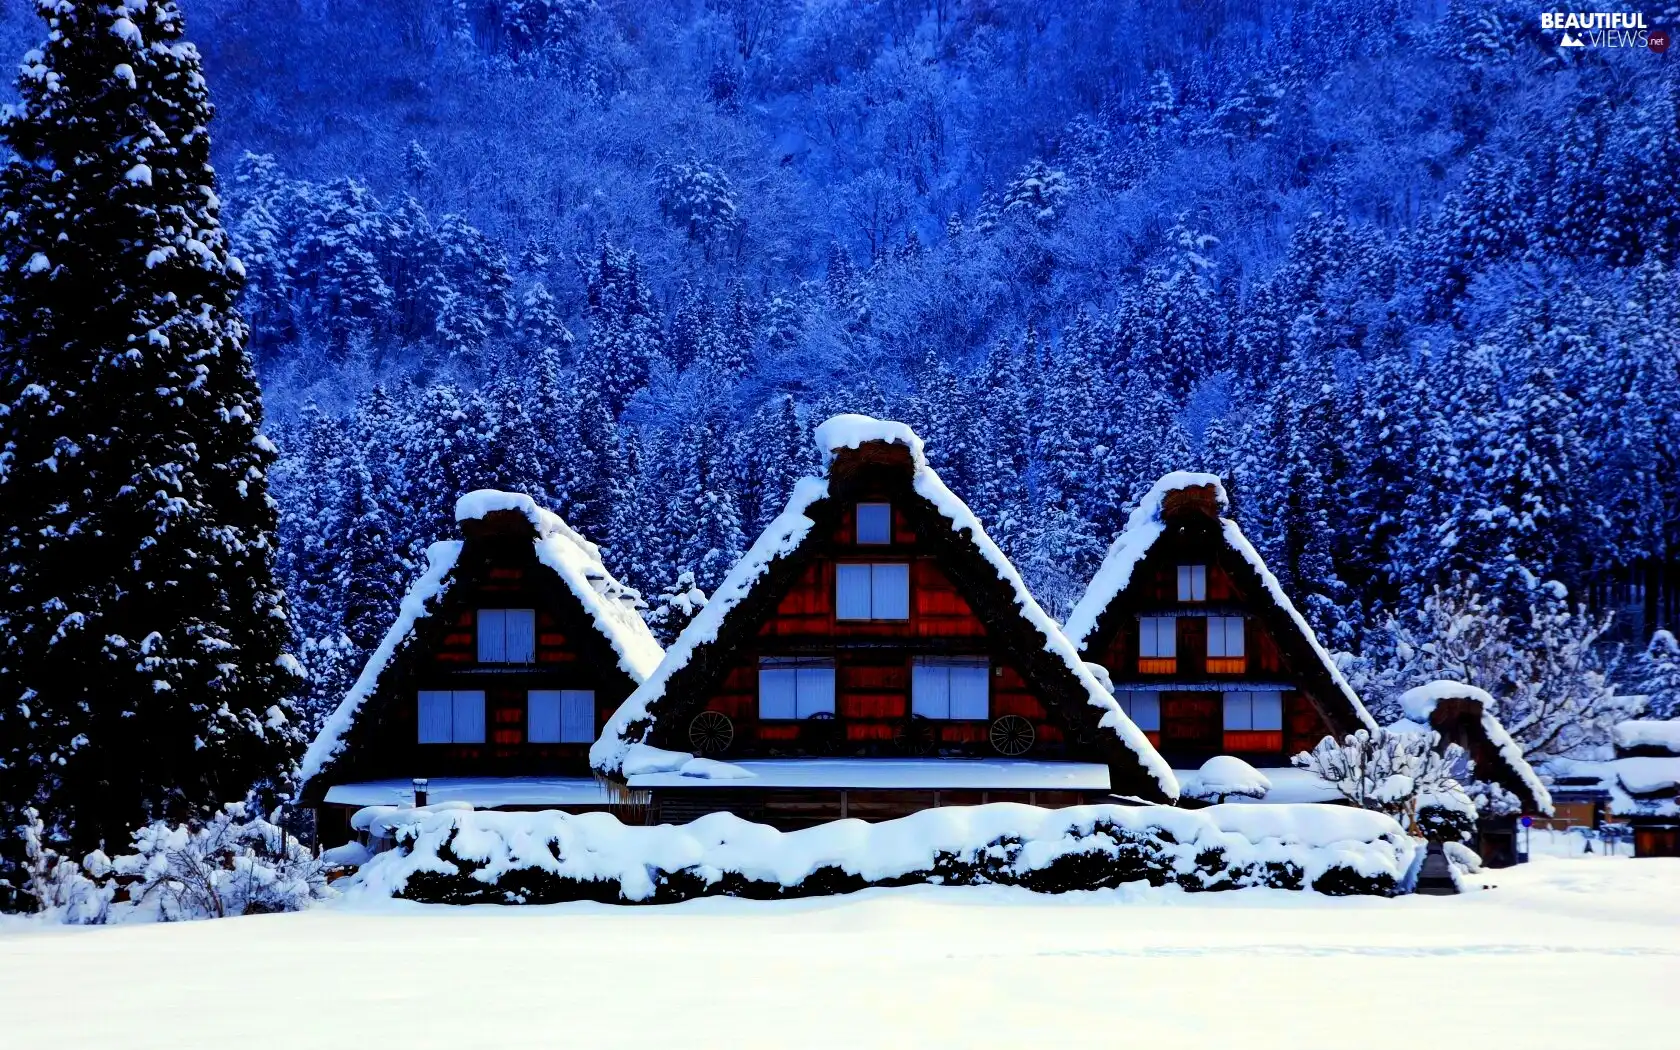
left=894, top=714, right=934, bottom=756
left=804, top=711, right=842, bottom=756
left=989, top=715, right=1035, bottom=757
left=688, top=711, right=735, bottom=754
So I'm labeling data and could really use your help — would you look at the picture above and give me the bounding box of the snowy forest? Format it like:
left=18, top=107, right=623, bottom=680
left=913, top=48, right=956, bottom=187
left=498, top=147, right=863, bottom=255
left=2, top=0, right=1679, bottom=861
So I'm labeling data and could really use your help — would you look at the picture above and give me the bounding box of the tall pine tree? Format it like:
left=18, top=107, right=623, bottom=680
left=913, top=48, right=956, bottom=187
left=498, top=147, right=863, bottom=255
left=0, top=0, right=304, bottom=895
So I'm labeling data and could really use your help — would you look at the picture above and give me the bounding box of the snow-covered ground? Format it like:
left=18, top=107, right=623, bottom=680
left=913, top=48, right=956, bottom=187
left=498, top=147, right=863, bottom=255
left=2, top=856, right=1674, bottom=1049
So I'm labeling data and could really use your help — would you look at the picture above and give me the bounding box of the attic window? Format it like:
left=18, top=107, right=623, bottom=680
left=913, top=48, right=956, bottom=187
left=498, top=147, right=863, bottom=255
left=836, top=563, right=910, bottom=620
left=911, top=657, right=990, bottom=720
left=1177, top=565, right=1207, bottom=602
left=759, top=658, right=837, bottom=719
left=417, top=690, right=486, bottom=744
left=478, top=608, right=536, bottom=663
left=857, top=503, right=892, bottom=545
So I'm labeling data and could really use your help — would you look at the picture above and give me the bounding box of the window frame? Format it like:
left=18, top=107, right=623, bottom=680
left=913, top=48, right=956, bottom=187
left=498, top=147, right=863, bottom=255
left=417, top=689, right=487, bottom=744
left=1115, top=690, right=1161, bottom=732
left=527, top=689, right=595, bottom=744
left=477, top=607, right=536, bottom=664
left=758, top=658, right=837, bottom=720
left=911, top=657, right=990, bottom=720
left=1223, top=691, right=1283, bottom=731
left=1177, top=564, right=1208, bottom=602
left=835, top=562, right=911, bottom=621
left=856, top=502, right=893, bottom=545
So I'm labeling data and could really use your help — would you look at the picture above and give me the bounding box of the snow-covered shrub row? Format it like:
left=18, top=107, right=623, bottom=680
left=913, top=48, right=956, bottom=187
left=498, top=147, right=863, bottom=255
left=23, top=804, right=334, bottom=924
left=351, top=802, right=1419, bottom=904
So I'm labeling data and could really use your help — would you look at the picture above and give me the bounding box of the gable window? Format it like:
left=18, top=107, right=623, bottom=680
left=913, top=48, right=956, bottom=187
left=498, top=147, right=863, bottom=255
left=759, top=658, right=837, bottom=719
left=417, top=690, right=486, bottom=744
left=1206, top=615, right=1246, bottom=674
left=1115, top=690, right=1161, bottom=733
left=478, top=608, right=536, bottom=664
left=836, top=563, right=910, bottom=620
left=527, top=689, right=595, bottom=744
left=857, top=503, right=893, bottom=545
left=911, top=657, right=990, bottom=719
left=1223, top=691, right=1283, bottom=731
left=1137, top=616, right=1177, bottom=674
left=1177, top=565, right=1208, bottom=602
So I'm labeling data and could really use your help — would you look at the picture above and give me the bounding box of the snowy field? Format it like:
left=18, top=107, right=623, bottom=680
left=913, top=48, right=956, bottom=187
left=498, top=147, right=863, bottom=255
left=3, top=856, right=1675, bottom=1050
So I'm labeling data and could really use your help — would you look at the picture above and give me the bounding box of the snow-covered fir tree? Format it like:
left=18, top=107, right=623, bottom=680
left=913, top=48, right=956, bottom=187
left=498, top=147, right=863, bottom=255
left=0, top=0, right=304, bottom=902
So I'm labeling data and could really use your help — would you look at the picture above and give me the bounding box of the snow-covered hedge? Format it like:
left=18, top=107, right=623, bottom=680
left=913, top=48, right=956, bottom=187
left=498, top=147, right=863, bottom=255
left=350, top=802, right=1420, bottom=904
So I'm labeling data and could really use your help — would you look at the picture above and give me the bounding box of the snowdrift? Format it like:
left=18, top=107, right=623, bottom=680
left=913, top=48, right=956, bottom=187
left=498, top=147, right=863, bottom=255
left=349, top=802, right=1419, bottom=904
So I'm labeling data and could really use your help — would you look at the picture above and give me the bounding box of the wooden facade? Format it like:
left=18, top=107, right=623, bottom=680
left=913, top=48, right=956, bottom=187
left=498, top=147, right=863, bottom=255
left=300, top=506, right=656, bottom=841
left=611, top=438, right=1173, bottom=813
left=1072, top=482, right=1370, bottom=771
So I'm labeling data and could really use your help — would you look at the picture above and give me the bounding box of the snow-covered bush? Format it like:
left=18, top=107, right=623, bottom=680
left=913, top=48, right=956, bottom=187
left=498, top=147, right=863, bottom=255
left=1184, top=756, right=1271, bottom=804
left=111, top=804, right=333, bottom=921
left=350, top=802, right=1420, bottom=904
left=1293, top=728, right=1474, bottom=835
left=19, top=809, right=113, bottom=924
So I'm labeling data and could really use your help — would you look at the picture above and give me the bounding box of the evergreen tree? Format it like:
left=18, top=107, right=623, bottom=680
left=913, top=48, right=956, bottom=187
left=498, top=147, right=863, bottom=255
left=0, top=0, right=304, bottom=892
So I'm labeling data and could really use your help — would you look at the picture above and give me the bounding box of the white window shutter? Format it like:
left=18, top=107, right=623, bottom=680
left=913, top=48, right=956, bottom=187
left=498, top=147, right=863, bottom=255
left=759, top=668, right=798, bottom=719
left=836, top=564, right=872, bottom=620
left=527, top=690, right=562, bottom=743
left=948, top=662, right=990, bottom=720
left=1128, top=691, right=1161, bottom=731
left=911, top=660, right=950, bottom=718
left=1141, top=617, right=1176, bottom=658
left=453, top=690, right=486, bottom=743
left=1252, top=691, right=1283, bottom=731
left=418, top=691, right=454, bottom=743
left=871, top=563, right=910, bottom=619
left=796, top=666, right=836, bottom=717
left=505, top=609, right=536, bottom=664
left=560, top=690, right=595, bottom=742
left=477, top=609, right=506, bottom=663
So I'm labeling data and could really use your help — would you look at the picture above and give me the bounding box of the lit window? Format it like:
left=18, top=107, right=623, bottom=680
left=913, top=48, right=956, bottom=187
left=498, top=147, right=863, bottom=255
left=1139, top=617, right=1177, bottom=657
left=1115, top=690, right=1161, bottom=732
left=1207, top=616, right=1246, bottom=658
left=527, top=689, right=595, bottom=743
left=1223, top=691, right=1283, bottom=731
left=417, top=690, right=486, bottom=743
left=1177, top=565, right=1207, bottom=602
left=911, top=657, right=990, bottom=719
left=759, top=658, right=837, bottom=719
left=857, top=503, right=892, bottom=545
left=836, top=563, right=910, bottom=620
left=478, top=608, right=536, bottom=663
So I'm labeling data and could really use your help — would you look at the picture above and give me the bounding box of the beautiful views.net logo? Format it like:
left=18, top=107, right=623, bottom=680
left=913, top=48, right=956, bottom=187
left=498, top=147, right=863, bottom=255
left=1539, top=11, right=1669, bottom=50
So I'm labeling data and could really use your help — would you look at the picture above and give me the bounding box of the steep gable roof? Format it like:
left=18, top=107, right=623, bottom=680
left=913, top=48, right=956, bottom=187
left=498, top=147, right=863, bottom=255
left=298, top=490, right=662, bottom=795
left=1064, top=472, right=1376, bottom=737
left=591, top=415, right=1179, bottom=802
left=1392, top=682, right=1553, bottom=816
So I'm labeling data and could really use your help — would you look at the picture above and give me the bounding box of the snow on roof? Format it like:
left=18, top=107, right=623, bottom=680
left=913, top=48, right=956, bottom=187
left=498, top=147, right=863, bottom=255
left=1550, top=757, right=1680, bottom=818
left=299, top=492, right=662, bottom=793
left=299, top=540, right=463, bottom=787
left=593, top=416, right=1178, bottom=800
left=1386, top=681, right=1553, bottom=816
left=1064, top=471, right=1376, bottom=735
left=455, top=491, right=664, bottom=683
left=1613, top=720, right=1680, bottom=755
left=1063, top=472, right=1225, bottom=649
left=1399, top=680, right=1497, bottom=721
left=626, top=758, right=1113, bottom=791
left=1175, top=766, right=1344, bottom=805
left=323, top=777, right=627, bottom=809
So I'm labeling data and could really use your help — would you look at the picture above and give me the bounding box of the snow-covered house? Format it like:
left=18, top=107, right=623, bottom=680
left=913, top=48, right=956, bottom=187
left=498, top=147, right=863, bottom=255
left=589, top=416, right=1178, bottom=826
left=1064, top=473, right=1375, bottom=800
left=1387, top=681, right=1553, bottom=867
left=298, top=491, right=664, bottom=845
left=1550, top=720, right=1680, bottom=857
